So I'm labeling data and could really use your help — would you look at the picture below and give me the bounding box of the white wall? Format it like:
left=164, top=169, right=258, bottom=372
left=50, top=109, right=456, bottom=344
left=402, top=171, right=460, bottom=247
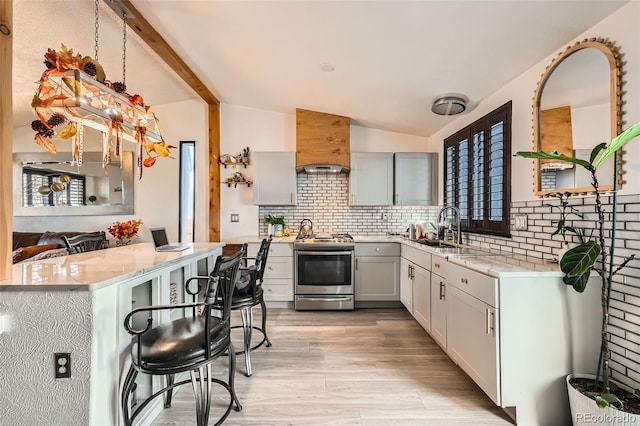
left=219, top=104, right=430, bottom=242
left=427, top=1, right=640, bottom=202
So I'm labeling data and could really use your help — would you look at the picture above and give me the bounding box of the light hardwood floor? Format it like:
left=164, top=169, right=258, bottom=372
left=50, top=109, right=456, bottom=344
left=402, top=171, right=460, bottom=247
left=151, top=308, right=514, bottom=425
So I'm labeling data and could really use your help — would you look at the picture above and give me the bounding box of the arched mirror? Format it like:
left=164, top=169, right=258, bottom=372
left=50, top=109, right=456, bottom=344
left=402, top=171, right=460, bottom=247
left=532, top=38, right=623, bottom=196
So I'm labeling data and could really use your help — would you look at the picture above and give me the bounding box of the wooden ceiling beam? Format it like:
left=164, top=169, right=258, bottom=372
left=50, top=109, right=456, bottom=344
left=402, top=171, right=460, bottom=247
left=120, top=0, right=219, bottom=106
left=117, top=0, right=221, bottom=242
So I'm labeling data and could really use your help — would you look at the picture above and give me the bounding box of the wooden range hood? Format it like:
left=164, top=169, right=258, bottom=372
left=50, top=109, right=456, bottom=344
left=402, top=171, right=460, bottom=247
left=296, top=108, right=350, bottom=173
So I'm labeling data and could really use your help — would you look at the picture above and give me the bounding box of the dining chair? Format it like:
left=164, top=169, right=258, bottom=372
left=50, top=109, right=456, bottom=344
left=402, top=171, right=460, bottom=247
left=121, top=251, right=243, bottom=426
left=62, top=231, right=108, bottom=254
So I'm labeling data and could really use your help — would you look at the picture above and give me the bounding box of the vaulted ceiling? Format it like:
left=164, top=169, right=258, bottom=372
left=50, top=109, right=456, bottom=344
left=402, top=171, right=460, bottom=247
left=14, top=0, right=628, bottom=137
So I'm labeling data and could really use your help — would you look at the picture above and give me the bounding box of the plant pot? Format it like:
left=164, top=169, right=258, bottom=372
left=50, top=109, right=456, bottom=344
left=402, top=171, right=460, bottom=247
left=567, top=374, right=640, bottom=425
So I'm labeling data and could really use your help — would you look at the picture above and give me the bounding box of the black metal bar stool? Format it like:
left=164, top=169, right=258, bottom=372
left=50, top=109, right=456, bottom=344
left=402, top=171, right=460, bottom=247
left=121, top=251, right=243, bottom=426
left=224, top=237, right=273, bottom=377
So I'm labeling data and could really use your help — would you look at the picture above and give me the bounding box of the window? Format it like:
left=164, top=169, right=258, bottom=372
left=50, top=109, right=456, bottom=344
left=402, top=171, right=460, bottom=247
left=444, top=101, right=511, bottom=236
left=179, top=142, right=196, bottom=243
left=22, top=167, right=86, bottom=207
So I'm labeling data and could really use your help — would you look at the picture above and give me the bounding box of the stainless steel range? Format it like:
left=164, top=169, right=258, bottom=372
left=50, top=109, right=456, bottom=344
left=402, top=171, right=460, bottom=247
left=294, top=233, right=355, bottom=310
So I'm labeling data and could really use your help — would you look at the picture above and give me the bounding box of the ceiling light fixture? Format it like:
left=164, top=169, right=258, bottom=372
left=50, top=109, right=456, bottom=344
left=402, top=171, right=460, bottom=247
left=319, top=62, right=335, bottom=72
left=431, top=95, right=467, bottom=116
left=29, top=0, right=173, bottom=178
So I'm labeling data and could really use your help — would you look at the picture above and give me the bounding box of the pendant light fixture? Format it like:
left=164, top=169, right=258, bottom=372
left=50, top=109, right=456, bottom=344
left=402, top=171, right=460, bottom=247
left=30, top=0, right=173, bottom=177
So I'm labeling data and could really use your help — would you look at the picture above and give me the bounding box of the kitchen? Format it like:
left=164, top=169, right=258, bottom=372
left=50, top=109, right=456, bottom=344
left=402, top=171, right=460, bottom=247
left=3, top=0, right=640, bottom=425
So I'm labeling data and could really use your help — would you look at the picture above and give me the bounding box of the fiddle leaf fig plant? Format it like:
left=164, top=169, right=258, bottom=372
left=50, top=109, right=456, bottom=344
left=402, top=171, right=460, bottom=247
left=515, top=121, right=640, bottom=408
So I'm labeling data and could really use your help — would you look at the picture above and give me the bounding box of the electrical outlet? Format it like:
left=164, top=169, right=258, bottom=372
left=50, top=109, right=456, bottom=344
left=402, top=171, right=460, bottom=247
left=381, top=213, right=390, bottom=221
left=514, top=214, right=528, bottom=231
left=230, top=214, right=239, bottom=223
left=54, top=353, right=71, bottom=379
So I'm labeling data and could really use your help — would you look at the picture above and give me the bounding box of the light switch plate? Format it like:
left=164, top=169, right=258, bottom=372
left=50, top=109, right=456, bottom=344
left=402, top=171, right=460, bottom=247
left=514, top=214, right=528, bottom=231
left=230, top=214, right=239, bottom=223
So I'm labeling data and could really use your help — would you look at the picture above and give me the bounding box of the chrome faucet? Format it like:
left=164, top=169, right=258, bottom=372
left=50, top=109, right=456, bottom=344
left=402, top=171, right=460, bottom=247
left=436, top=205, right=463, bottom=245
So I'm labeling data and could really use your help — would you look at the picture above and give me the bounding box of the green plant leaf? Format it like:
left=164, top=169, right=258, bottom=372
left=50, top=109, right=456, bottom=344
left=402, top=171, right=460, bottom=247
left=593, top=122, right=640, bottom=169
left=514, top=150, right=591, bottom=169
left=560, top=242, right=601, bottom=292
left=601, top=393, right=623, bottom=409
left=595, top=395, right=610, bottom=408
left=590, top=142, right=608, bottom=164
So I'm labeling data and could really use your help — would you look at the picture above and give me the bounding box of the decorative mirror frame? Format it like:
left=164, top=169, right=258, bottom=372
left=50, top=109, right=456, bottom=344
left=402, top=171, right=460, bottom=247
left=13, top=151, right=135, bottom=216
left=532, top=37, right=624, bottom=197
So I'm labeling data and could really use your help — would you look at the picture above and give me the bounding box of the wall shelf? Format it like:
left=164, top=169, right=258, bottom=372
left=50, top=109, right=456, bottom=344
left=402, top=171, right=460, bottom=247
left=220, top=160, right=249, bottom=169
left=223, top=181, right=252, bottom=188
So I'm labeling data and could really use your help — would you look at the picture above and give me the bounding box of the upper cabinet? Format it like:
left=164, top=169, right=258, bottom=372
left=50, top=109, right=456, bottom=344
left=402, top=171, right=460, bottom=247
left=394, top=153, right=438, bottom=206
left=350, top=152, right=394, bottom=206
left=296, top=109, right=350, bottom=168
left=252, top=152, right=297, bottom=206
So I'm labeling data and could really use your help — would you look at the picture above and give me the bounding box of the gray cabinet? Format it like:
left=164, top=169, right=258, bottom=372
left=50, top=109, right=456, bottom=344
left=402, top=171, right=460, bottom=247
left=252, top=152, right=297, bottom=205
left=394, top=153, right=438, bottom=206
left=349, top=152, right=394, bottom=206
left=411, top=263, right=431, bottom=332
left=355, top=243, right=400, bottom=301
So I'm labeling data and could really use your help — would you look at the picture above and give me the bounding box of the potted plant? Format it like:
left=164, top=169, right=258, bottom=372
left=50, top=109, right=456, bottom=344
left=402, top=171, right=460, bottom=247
left=264, top=214, right=285, bottom=237
left=516, top=122, right=640, bottom=421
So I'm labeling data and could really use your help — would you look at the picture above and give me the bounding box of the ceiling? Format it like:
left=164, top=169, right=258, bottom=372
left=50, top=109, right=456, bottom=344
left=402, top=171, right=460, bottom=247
left=13, top=0, right=628, bottom=138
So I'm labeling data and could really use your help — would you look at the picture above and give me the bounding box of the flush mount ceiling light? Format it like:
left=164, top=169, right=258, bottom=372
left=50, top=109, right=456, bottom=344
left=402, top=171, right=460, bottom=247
left=319, top=62, right=335, bottom=72
left=431, top=96, right=467, bottom=116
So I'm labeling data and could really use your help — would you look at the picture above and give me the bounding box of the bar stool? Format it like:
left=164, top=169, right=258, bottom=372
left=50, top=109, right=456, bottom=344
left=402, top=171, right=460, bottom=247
left=121, top=251, right=243, bottom=426
left=229, top=237, right=273, bottom=376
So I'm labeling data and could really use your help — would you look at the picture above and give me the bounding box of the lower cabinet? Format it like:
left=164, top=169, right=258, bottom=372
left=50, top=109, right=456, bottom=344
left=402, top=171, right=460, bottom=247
left=446, top=284, right=499, bottom=404
left=399, top=258, right=413, bottom=312
left=248, top=242, right=293, bottom=301
left=355, top=243, right=401, bottom=301
left=430, top=272, right=447, bottom=349
left=411, top=264, right=431, bottom=332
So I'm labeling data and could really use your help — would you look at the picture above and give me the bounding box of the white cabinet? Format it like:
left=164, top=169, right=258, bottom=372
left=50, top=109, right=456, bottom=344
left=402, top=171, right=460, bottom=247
left=447, top=285, right=499, bottom=404
left=349, top=152, right=394, bottom=206
left=400, top=244, right=431, bottom=331
left=252, top=152, right=297, bottom=205
left=400, top=258, right=413, bottom=312
left=441, top=260, right=500, bottom=405
left=355, top=243, right=400, bottom=301
left=411, top=263, right=431, bottom=332
left=247, top=242, right=293, bottom=301
left=394, top=153, right=438, bottom=206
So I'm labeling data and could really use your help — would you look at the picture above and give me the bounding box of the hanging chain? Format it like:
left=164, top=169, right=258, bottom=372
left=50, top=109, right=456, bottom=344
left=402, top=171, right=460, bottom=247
left=122, top=12, right=127, bottom=85
left=94, top=0, right=100, bottom=61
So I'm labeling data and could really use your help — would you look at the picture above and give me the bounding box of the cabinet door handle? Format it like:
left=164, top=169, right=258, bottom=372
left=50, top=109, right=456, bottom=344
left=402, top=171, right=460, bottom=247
left=356, top=258, right=359, bottom=270
left=434, top=263, right=440, bottom=269
left=461, top=277, right=468, bottom=284
left=408, top=264, right=411, bottom=278
left=395, top=193, right=399, bottom=204
left=486, top=308, right=494, bottom=335
left=439, top=281, right=445, bottom=300
left=411, top=265, right=415, bottom=280
left=290, top=192, right=294, bottom=204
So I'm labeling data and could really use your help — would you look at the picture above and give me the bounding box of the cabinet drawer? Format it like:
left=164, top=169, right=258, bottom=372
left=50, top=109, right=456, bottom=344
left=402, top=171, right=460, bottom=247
left=443, top=262, right=497, bottom=307
left=355, top=242, right=400, bottom=257
left=262, top=279, right=293, bottom=301
left=431, top=255, right=446, bottom=276
left=401, top=244, right=431, bottom=269
left=247, top=242, right=293, bottom=257
left=263, top=258, right=293, bottom=279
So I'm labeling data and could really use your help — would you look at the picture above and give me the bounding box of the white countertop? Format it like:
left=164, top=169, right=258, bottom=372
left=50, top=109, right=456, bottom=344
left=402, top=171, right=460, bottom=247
left=245, top=234, right=562, bottom=278
left=0, top=243, right=224, bottom=291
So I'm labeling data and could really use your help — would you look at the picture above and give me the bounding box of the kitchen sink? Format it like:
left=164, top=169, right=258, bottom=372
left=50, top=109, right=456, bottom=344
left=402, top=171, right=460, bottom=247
left=415, top=239, right=456, bottom=248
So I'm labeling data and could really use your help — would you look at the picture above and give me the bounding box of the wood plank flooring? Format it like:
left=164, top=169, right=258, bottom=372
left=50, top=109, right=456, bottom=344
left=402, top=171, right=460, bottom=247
left=151, top=308, right=514, bottom=425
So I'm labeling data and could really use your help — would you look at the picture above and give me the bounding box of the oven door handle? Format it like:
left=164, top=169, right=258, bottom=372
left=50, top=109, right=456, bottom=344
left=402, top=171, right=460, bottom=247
left=296, top=251, right=354, bottom=256
left=298, top=297, right=353, bottom=302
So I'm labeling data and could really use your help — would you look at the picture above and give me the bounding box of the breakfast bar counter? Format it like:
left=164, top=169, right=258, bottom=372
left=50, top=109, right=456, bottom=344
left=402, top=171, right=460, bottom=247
left=0, top=243, right=224, bottom=426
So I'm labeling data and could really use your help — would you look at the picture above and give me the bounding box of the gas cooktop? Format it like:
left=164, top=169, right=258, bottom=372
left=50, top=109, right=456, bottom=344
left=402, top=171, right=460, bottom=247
left=295, top=233, right=354, bottom=243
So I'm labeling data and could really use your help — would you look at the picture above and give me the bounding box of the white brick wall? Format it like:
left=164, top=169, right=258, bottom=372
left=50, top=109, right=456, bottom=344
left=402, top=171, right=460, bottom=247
left=258, top=173, right=439, bottom=236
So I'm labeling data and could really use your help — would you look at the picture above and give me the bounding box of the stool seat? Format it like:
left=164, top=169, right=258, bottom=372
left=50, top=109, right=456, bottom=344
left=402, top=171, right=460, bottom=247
left=134, top=317, right=229, bottom=372
left=231, top=286, right=263, bottom=308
